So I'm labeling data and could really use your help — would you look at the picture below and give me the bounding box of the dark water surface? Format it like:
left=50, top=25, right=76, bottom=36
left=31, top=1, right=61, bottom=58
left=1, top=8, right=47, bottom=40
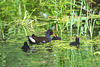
left=0, top=30, right=100, bottom=67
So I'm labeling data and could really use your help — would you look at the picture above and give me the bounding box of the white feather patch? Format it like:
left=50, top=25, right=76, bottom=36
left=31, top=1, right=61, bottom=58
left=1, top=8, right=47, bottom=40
left=42, top=40, right=46, bottom=43
left=29, top=37, right=36, bottom=42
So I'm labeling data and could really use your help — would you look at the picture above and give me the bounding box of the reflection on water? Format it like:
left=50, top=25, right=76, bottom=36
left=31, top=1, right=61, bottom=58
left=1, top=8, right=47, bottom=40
left=0, top=32, right=100, bottom=67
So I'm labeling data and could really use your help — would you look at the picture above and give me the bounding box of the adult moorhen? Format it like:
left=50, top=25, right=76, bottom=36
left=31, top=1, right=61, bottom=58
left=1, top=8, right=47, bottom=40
left=52, top=34, right=61, bottom=40
left=69, top=37, right=80, bottom=48
left=21, top=41, right=30, bottom=52
left=27, top=30, right=55, bottom=44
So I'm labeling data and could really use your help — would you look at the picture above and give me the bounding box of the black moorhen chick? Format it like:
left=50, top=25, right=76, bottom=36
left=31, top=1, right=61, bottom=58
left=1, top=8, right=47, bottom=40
left=69, top=37, right=80, bottom=48
left=27, top=30, right=55, bottom=44
left=21, top=41, right=30, bottom=52
left=32, top=34, right=36, bottom=37
left=52, top=34, right=61, bottom=40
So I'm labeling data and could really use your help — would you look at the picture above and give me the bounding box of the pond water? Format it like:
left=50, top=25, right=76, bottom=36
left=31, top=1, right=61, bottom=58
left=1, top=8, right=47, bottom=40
left=0, top=29, right=100, bottom=67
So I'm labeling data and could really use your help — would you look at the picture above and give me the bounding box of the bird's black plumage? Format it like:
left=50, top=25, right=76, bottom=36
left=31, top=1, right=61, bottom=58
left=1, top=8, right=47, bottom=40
left=70, top=37, right=80, bottom=48
left=52, top=35, right=61, bottom=40
left=21, top=41, right=30, bottom=52
left=27, top=30, right=55, bottom=44
left=32, top=34, right=36, bottom=37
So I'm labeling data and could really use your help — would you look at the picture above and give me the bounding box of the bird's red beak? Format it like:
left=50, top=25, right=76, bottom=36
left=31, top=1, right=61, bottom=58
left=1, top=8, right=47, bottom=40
left=52, top=33, right=56, bottom=37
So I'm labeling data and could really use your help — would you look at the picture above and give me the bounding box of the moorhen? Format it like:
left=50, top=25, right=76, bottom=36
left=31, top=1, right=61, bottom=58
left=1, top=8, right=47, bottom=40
left=52, top=34, right=61, bottom=40
left=21, top=41, right=30, bottom=52
left=27, top=30, right=55, bottom=44
left=32, top=34, right=36, bottom=37
left=69, top=37, right=80, bottom=48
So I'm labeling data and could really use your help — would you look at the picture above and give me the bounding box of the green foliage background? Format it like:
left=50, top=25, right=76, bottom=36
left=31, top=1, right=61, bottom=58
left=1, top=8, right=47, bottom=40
left=0, top=0, right=100, bottom=67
